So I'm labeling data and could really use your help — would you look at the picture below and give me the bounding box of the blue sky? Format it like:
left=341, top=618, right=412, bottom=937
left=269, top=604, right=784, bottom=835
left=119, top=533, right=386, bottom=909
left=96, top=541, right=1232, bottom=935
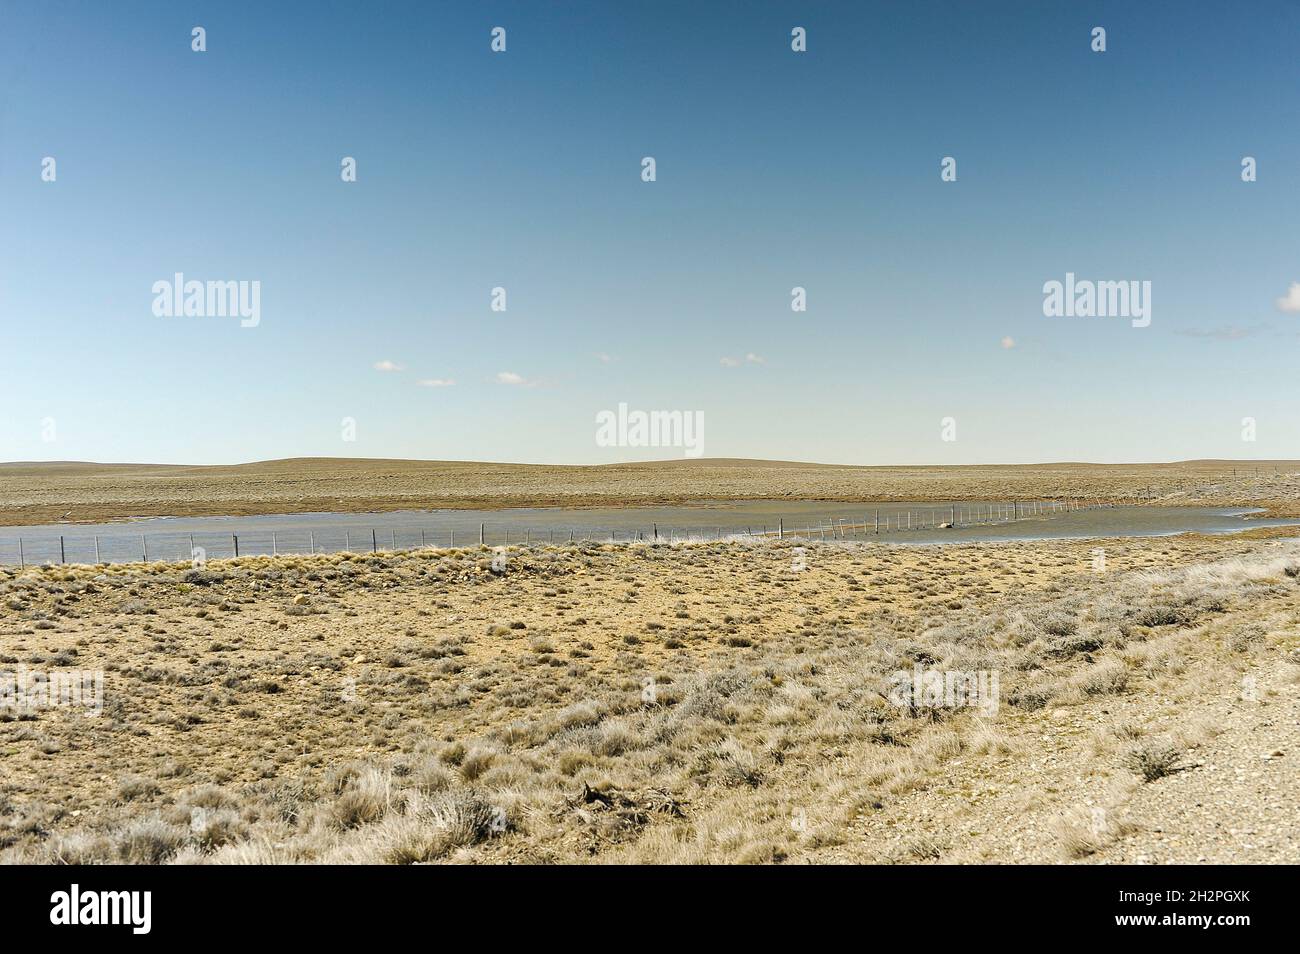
left=1, top=0, right=1297, bottom=465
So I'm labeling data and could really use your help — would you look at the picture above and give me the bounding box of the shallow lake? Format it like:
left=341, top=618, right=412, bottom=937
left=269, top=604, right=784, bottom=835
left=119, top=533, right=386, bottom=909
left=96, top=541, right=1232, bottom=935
left=1, top=500, right=1297, bottom=566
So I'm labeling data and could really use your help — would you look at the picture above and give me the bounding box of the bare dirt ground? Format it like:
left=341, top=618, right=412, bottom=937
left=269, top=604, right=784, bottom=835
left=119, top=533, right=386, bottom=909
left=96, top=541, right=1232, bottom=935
left=1, top=528, right=1296, bottom=864
left=2, top=458, right=1299, bottom=526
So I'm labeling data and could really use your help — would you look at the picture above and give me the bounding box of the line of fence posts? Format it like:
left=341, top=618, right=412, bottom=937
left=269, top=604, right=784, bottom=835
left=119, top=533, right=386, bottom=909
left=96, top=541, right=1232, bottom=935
left=0, top=496, right=1161, bottom=566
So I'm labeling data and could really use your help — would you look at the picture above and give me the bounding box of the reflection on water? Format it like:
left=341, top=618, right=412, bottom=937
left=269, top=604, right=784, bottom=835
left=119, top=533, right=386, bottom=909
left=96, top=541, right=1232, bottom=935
left=1, top=501, right=1297, bottom=566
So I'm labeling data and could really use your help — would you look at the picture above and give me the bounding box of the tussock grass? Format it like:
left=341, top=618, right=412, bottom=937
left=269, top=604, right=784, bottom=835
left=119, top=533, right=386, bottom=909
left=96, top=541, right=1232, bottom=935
left=2, top=535, right=1293, bottom=864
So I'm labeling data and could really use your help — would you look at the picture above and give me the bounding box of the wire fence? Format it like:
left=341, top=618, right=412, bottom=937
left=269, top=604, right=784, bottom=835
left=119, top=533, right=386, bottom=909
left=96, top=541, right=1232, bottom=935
left=0, top=500, right=1104, bottom=567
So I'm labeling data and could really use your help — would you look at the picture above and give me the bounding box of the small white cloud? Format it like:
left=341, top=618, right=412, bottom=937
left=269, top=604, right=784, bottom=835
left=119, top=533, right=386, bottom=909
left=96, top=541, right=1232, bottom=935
left=1000, top=336, right=1016, bottom=349
left=745, top=352, right=765, bottom=364
left=720, top=356, right=740, bottom=367
left=373, top=359, right=404, bottom=372
left=496, top=371, right=526, bottom=385
left=417, top=378, right=455, bottom=388
left=594, top=352, right=615, bottom=363
left=1275, top=282, right=1300, bottom=313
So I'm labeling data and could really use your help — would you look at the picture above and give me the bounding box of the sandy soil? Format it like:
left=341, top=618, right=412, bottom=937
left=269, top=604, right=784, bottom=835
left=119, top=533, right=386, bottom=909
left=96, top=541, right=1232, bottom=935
left=2, top=458, right=1300, bottom=526
left=1, top=529, right=1295, bottom=864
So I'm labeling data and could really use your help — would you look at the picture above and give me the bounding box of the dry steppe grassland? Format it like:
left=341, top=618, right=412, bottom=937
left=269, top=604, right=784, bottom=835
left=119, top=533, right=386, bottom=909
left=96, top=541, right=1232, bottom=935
left=2, top=458, right=1299, bottom=525
left=1, top=526, right=1296, bottom=864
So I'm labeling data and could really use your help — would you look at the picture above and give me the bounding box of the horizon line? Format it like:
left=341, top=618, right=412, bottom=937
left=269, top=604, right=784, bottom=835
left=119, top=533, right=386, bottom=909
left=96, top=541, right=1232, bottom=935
left=3, top=456, right=1298, bottom=471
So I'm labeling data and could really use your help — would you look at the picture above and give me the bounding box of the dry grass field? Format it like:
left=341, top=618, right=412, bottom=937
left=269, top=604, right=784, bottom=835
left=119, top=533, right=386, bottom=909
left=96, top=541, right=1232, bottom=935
left=3, top=458, right=1300, bottom=526
left=2, top=528, right=1296, bottom=864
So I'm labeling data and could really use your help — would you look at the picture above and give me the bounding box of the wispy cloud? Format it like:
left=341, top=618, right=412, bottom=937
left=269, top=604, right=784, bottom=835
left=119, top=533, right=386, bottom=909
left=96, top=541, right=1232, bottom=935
left=1000, top=336, right=1016, bottom=349
left=744, top=352, right=765, bottom=364
left=719, top=356, right=740, bottom=367
left=594, top=352, right=615, bottom=363
left=1275, top=282, right=1300, bottom=313
left=417, top=378, right=455, bottom=388
left=495, top=371, right=529, bottom=386
left=1174, top=324, right=1269, bottom=340
left=373, top=359, right=404, bottom=372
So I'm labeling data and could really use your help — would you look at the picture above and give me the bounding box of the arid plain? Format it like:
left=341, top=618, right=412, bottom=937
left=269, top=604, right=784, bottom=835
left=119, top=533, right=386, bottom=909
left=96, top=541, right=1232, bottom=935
left=3, top=458, right=1300, bottom=525
left=0, top=460, right=1297, bottom=864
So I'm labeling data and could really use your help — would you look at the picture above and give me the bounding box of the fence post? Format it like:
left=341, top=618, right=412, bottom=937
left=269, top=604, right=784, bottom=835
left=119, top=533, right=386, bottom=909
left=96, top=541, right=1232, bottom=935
left=778, top=518, right=784, bottom=539
left=875, top=510, right=879, bottom=534
left=392, top=530, right=397, bottom=550
left=233, top=535, right=239, bottom=558
left=142, top=535, right=149, bottom=562
left=372, top=529, right=377, bottom=553
left=480, top=524, right=485, bottom=546
left=60, top=536, right=66, bottom=564
left=421, top=530, right=426, bottom=548
left=18, top=538, right=24, bottom=568
left=653, top=523, right=658, bottom=541
left=272, top=532, right=278, bottom=557
left=311, top=531, right=316, bottom=553
left=94, top=536, right=101, bottom=564
left=345, top=531, right=352, bottom=552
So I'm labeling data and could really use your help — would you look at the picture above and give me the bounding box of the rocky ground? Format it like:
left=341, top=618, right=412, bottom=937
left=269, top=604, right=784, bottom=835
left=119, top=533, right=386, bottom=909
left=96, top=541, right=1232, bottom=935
left=0, top=529, right=1295, bottom=864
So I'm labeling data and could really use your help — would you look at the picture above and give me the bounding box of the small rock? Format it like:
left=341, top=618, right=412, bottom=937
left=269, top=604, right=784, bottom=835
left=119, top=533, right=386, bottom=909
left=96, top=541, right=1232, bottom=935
left=292, top=594, right=309, bottom=606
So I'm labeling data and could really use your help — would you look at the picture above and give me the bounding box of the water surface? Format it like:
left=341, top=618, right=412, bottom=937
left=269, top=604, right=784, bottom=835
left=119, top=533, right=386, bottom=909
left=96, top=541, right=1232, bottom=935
left=1, top=501, right=1295, bottom=565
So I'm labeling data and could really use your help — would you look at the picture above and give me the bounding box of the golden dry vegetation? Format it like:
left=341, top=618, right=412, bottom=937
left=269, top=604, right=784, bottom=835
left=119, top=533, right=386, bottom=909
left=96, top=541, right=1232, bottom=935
left=3, top=457, right=1300, bottom=526
left=2, top=529, right=1296, bottom=864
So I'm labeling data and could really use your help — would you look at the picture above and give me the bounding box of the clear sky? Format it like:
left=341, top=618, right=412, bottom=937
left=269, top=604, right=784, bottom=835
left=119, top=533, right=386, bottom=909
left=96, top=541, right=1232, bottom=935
left=2, top=0, right=1297, bottom=466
